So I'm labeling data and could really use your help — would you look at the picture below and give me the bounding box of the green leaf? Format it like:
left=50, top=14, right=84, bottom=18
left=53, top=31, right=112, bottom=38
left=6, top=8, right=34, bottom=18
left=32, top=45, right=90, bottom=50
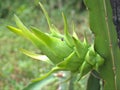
left=23, top=75, right=58, bottom=90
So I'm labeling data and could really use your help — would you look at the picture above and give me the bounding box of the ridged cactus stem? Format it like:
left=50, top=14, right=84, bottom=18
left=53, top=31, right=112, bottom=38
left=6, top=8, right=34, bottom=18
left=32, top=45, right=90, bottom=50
left=84, top=0, right=120, bottom=90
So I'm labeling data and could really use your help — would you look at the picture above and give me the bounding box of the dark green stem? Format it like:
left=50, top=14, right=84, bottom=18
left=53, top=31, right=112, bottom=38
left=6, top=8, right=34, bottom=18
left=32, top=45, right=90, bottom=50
left=86, top=70, right=101, bottom=90
left=69, top=76, right=75, bottom=90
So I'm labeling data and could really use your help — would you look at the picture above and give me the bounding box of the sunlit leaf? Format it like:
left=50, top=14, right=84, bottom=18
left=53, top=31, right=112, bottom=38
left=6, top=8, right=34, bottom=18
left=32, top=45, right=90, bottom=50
left=20, top=48, right=53, bottom=65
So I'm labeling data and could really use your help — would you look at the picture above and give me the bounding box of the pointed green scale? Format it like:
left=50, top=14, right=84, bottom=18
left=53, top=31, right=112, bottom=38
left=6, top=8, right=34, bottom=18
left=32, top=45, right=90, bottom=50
left=8, top=15, right=73, bottom=64
left=85, top=45, right=96, bottom=66
left=39, top=2, right=51, bottom=30
left=7, top=23, right=45, bottom=50
left=11, top=15, right=45, bottom=46
left=72, top=23, right=79, bottom=40
left=14, top=15, right=36, bottom=40
left=79, top=61, right=92, bottom=79
left=31, top=27, right=73, bottom=63
left=94, top=54, right=104, bottom=71
left=62, top=13, right=74, bottom=48
left=14, top=14, right=28, bottom=31
left=7, top=25, right=58, bottom=64
left=7, top=25, right=44, bottom=50
left=20, top=48, right=53, bottom=65
left=73, top=37, right=90, bottom=59
left=84, top=45, right=104, bottom=71
left=50, top=24, right=64, bottom=38
left=7, top=26, right=24, bottom=36
left=7, top=23, right=55, bottom=64
left=39, top=2, right=62, bottom=38
left=57, top=51, right=81, bottom=72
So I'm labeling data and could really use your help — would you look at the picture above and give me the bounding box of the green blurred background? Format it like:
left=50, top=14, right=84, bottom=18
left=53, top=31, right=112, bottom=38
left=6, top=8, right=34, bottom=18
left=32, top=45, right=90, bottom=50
left=0, top=0, right=93, bottom=89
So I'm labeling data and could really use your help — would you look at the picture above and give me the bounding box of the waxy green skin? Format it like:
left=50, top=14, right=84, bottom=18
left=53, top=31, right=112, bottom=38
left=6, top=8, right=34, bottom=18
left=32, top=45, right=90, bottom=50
left=7, top=3, right=104, bottom=82
left=84, top=0, right=120, bottom=90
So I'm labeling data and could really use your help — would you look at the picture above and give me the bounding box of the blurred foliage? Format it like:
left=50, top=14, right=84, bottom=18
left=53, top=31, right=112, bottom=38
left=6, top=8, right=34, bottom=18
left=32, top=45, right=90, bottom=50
left=0, top=0, right=85, bottom=19
left=0, top=0, right=92, bottom=90
left=0, top=0, right=87, bottom=31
